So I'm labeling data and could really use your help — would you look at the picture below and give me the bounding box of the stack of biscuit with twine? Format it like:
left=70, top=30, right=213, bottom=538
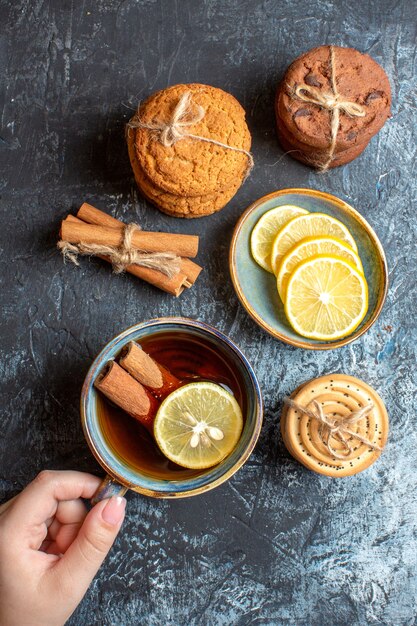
left=281, top=374, right=389, bottom=477
left=275, top=45, right=391, bottom=170
left=127, top=83, right=253, bottom=218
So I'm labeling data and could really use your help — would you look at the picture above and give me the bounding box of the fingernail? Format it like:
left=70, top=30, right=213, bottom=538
left=101, top=496, right=126, bottom=525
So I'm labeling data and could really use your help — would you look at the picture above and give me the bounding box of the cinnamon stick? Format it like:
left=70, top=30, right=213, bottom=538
left=94, top=361, right=159, bottom=432
left=78, top=202, right=124, bottom=229
left=79, top=203, right=199, bottom=257
left=119, top=341, right=181, bottom=400
left=73, top=203, right=202, bottom=292
left=178, top=258, right=202, bottom=285
left=60, top=220, right=198, bottom=258
left=63, top=215, right=200, bottom=296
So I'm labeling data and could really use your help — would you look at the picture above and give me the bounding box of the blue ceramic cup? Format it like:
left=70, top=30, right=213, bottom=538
left=81, top=318, right=263, bottom=500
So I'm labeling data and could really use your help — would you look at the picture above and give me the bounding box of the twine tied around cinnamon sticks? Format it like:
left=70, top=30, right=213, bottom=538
left=291, top=45, right=366, bottom=171
left=128, top=91, right=254, bottom=178
left=284, top=397, right=382, bottom=460
left=58, top=223, right=182, bottom=278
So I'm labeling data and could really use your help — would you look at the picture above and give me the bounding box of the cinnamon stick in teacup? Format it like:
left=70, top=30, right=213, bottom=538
left=94, top=361, right=159, bottom=432
left=119, top=341, right=181, bottom=400
left=62, top=215, right=201, bottom=297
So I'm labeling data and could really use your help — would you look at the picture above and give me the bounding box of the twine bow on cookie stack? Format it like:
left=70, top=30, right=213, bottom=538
left=291, top=46, right=366, bottom=170
left=280, top=374, right=389, bottom=477
left=126, top=83, right=253, bottom=218
left=284, top=397, right=381, bottom=460
left=128, top=90, right=254, bottom=176
left=129, top=91, right=205, bottom=148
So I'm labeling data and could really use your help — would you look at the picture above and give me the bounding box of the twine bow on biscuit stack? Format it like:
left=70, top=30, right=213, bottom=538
left=128, top=90, right=254, bottom=176
left=291, top=46, right=366, bottom=171
left=126, top=84, right=253, bottom=218
left=280, top=374, right=389, bottom=477
left=284, top=397, right=381, bottom=460
left=131, top=91, right=204, bottom=147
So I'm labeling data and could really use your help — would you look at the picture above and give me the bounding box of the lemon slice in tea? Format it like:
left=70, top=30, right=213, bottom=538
left=271, top=212, right=358, bottom=274
left=277, top=235, right=364, bottom=300
left=250, top=205, right=309, bottom=272
left=285, top=254, right=368, bottom=341
left=153, top=382, right=243, bottom=469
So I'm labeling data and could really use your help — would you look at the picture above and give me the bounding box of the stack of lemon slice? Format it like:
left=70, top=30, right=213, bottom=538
left=251, top=206, right=368, bottom=341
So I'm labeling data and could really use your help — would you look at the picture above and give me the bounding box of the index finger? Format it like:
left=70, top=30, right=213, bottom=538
left=5, top=470, right=101, bottom=530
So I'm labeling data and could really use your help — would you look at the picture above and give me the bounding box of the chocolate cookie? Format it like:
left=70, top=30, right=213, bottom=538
left=277, top=46, right=391, bottom=153
left=131, top=83, right=251, bottom=197
left=276, top=113, right=370, bottom=168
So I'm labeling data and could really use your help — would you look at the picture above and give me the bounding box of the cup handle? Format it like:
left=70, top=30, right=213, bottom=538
left=91, top=474, right=128, bottom=505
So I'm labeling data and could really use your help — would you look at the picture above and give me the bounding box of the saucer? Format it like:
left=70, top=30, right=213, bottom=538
left=229, top=188, right=388, bottom=350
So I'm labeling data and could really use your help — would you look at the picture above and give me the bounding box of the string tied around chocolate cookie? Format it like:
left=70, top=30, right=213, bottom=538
left=291, top=45, right=366, bottom=171
left=128, top=91, right=254, bottom=177
left=58, top=223, right=181, bottom=278
left=284, top=397, right=382, bottom=460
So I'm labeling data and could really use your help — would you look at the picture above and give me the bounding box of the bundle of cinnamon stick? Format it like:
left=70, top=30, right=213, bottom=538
left=58, top=203, right=202, bottom=296
left=95, top=341, right=181, bottom=432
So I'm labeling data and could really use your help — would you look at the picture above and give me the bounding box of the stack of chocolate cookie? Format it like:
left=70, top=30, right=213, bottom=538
left=281, top=374, right=389, bottom=477
left=275, top=46, right=391, bottom=169
left=127, top=83, right=252, bottom=218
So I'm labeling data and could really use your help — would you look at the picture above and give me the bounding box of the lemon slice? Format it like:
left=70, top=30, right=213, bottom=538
left=250, top=205, right=309, bottom=272
left=271, top=213, right=358, bottom=274
left=277, top=235, right=364, bottom=300
left=285, top=254, right=368, bottom=341
left=153, top=382, right=243, bottom=469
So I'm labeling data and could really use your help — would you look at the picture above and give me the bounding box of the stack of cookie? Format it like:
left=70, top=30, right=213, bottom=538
left=275, top=46, right=391, bottom=169
left=281, top=374, right=389, bottom=477
left=127, top=83, right=252, bottom=218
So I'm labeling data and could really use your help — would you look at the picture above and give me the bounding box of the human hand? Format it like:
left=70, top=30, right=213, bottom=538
left=0, top=470, right=126, bottom=626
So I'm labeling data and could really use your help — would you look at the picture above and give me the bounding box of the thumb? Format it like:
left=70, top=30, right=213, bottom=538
left=55, top=496, right=126, bottom=596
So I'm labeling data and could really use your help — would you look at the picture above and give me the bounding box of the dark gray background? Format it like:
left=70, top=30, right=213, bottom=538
left=1, top=1, right=416, bottom=625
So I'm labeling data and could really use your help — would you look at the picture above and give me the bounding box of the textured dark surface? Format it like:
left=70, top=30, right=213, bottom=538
left=1, top=1, right=416, bottom=625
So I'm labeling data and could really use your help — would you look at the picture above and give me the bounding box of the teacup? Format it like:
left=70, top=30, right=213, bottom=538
left=81, top=317, right=263, bottom=500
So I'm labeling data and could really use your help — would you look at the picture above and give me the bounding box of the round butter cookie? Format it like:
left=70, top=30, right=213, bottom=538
left=130, top=83, right=251, bottom=197
left=127, top=128, right=242, bottom=218
left=281, top=374, right=388, bottom=477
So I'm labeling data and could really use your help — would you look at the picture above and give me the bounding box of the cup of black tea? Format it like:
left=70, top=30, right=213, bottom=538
left=81, top=317, right=263, bottom=500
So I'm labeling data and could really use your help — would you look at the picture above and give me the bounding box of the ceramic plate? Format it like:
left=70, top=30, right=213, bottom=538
left=229, top=188, right=388, bottom=350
